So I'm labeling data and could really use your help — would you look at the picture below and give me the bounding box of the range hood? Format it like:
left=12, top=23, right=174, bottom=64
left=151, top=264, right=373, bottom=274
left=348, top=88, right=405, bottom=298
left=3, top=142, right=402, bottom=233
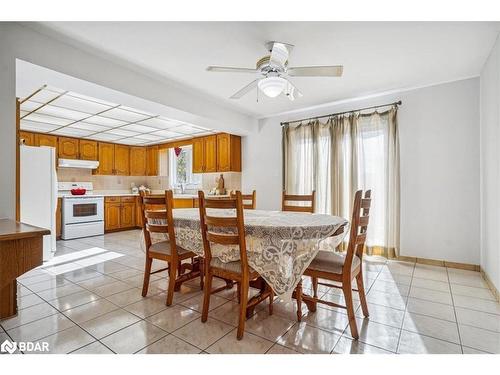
left=58, top=158, right=99, bottom=169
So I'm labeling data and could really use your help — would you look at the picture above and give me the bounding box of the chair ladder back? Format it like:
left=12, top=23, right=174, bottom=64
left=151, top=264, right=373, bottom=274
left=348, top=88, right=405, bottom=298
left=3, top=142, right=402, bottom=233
left=198, top=191, right=249, bottom=276
left=282, top=190, right=316, bottom=213
left=231, top=190, right=257, bottom=209
left=140, top=190, right=178, bottom=257
left=351, top=190, right=372, bottom=260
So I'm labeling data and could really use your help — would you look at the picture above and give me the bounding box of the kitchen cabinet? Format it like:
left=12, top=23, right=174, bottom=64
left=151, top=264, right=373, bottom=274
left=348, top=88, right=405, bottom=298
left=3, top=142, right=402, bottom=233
left=192, top=137, right=205, bottom=173
left=58, top=137, right=79, bottom=159
left=104, top=201, right=121, bottom=231
left=192, top=135, right=217, bottom=173
left=97, top=143, right=115, bottom=175
left=217, top=133, right=241, bottom=172
left=173, top=198, right=195, bottom=208
left=130, top=147, right=147, bottom=176
left=120, top=202, right=136, bottom=228
left=19, top=131, right=35, bottom=146
left=104, top=196, right=136, bottom=231
left=146, top=146, right=158, bottom=176
left=114, top=145, right=130, bottom=175
left=79, top=140, right=98, bottom=160
left=35, top=133, right=57, bottom=149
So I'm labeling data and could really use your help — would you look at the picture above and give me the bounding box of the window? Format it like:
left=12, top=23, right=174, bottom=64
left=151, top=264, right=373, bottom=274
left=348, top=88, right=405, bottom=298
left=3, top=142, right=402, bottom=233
left=168, top=145, right=201, bottom=188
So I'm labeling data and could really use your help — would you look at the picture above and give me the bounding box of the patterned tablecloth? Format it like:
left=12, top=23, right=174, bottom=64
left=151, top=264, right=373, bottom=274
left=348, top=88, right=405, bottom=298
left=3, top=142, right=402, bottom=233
left=169, top=208, right=348, bottom=298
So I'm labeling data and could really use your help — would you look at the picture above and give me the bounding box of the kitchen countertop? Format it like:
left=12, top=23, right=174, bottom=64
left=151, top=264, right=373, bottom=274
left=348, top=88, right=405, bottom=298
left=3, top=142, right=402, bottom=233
left=59, top=191, right=231, bottom=199
left=0, top=219, right=51, bottom=242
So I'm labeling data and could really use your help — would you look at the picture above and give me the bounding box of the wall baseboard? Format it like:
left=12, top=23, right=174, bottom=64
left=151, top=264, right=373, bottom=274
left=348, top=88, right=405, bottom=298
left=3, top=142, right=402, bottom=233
left=396, top=255, right=499, bottom=302
left=396, top=255, right=479, bottom=271
left=480, top=268, right=500, bottom=302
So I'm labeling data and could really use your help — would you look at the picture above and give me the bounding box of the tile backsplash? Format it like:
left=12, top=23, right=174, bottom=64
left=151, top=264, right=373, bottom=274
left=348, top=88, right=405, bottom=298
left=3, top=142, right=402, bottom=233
left=57, top=168, right=241, bottom=193
left=57, top=168, right=148, bottom=191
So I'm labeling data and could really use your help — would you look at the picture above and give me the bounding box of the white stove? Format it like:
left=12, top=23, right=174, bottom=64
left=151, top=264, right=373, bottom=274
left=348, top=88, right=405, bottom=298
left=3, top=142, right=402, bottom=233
left=58, top=182, right=104, bottom=240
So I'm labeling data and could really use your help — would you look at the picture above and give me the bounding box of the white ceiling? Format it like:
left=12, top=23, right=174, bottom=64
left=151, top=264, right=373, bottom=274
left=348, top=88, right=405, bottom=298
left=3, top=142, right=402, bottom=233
left=35, top=22, right=500, bottom=117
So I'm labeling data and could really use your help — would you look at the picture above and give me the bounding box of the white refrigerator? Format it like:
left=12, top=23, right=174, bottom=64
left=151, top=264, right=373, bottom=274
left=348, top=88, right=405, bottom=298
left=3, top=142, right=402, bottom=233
left=20, top=145, right=58, bottom=261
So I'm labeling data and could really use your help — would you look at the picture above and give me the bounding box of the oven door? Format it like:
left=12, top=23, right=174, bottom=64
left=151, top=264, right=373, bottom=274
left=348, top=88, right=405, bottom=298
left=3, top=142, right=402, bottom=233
left=63, top=197, right=104, bottom=224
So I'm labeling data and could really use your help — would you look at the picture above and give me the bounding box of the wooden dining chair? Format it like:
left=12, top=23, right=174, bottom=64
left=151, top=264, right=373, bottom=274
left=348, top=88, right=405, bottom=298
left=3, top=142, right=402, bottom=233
left=295, top=190, right=371, bottom=340
left=282, top=191, right=316, bottom=213
left=140, top=190, right=201, bottom=306
left=198, top=190, right=274, bottom=340
left=230, top=190, right=256, bottom=209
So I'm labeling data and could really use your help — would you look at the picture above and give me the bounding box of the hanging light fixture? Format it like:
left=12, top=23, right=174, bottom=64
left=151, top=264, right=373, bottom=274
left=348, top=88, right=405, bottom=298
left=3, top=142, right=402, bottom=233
left=258, top=76, right=287, bottom=98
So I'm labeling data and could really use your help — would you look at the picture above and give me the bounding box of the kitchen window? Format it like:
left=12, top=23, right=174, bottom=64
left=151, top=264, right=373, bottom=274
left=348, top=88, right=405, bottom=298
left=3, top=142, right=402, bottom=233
left=168, top=145, right=202, bottom=189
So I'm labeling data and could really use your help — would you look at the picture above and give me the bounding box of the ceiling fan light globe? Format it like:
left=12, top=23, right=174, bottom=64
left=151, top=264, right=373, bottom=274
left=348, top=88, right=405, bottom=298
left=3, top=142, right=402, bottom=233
left=258, top=77, right=287, bottom=98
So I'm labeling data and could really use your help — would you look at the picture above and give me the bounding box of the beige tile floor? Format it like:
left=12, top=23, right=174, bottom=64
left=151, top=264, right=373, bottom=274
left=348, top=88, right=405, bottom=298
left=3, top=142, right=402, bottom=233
left=1, top=229, right=499, bottom=354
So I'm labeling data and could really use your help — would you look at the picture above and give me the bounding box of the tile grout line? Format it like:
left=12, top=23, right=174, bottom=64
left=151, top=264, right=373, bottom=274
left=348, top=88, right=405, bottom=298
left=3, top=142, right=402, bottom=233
left=446, top=266, right=464, bottom=354
left=395, top=260, right=416, bottom=354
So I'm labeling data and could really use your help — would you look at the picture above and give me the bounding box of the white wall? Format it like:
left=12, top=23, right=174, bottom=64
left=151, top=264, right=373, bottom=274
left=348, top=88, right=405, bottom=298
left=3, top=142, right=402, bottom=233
left=480, top=35, right=500, bottom=291
left=0, top=22, right=254, bottom=219
left=243, top=78, right=480, bottom=264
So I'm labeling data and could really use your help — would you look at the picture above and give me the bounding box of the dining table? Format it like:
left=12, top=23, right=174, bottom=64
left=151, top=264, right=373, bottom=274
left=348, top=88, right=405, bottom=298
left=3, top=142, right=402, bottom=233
left=167, top=208, right=349, bottom=301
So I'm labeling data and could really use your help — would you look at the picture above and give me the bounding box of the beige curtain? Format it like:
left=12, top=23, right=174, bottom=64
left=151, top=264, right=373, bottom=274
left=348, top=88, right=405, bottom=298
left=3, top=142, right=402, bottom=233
left=283, top=107, right=400, bottom=257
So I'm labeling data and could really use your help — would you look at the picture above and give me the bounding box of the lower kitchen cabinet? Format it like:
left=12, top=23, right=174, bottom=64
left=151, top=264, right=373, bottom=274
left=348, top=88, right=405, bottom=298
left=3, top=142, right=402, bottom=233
left=173, top=198, right=196, bottom=208
left=104, top=202, right=121, bottom=231
left=104, top=196, right=135, bottom=231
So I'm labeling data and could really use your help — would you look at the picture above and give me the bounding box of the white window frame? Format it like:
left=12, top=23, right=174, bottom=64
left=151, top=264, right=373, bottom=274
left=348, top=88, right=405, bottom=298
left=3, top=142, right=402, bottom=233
left=168, top=145, right=202, bottom=189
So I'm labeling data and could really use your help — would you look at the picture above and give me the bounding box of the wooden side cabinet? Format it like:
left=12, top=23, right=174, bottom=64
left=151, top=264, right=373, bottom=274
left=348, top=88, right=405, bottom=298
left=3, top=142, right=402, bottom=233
left=97, top=143, right=115, bottom=175
left=58, top=137, right=79, bottom=159
left=35, top=133, right=58, bottom=149
left=192, top=137, right=205, bottom=173
left=217, top=133, right=241, bottom=172
left=19, top=131, right=35, bottom=146
left=130, top=147, right=147, bottom=176
left=146, top=146, right=158, bottom=176
left=114, top=145, right=130, bottom=175
left=79, top=140, right=98, bottom=160
left=204, top=135, right=217, bottom=172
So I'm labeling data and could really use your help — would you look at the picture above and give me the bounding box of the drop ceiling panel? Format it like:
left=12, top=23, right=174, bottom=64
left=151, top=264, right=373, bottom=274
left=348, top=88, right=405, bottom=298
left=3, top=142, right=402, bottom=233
left=68, top=122, right=111, bottom=132
left=87, top=133, right=123, bottom=141
left=151, top=129, right=183, bottom=138
left=20, top=100, right=44, bottom=112
left=52, top=128, right=94, bottom=137
left=169, top=125, right=206, bottom=135
left=138, top=117, right=181, bottom=129
left=105, top=129, right=140, bottom=137
left=134, top=134, right=164, bottom=141
left=23, top=112, right=74, bottom=126
left=116, top=137, right=147, bottom=145
left=66, top=92, right=118, bottom=107
left=101, top=107, right=151, bottom=122
left=30, top=89, right=64, bottom=103
left=84, top=116, right=127, bottom=127
left=120, top=124, right=158, bottom=133
left=49, top=95, right=113, bottom=114
left=20, top=120, right=60, bottom=132
left=36, top=105, right=89, bottom=121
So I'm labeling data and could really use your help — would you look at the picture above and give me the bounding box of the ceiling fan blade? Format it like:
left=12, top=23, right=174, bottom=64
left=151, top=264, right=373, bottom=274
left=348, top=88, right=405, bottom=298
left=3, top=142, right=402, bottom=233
left=283, top=80, right=303, bottom=101
left=268, top=42, right=292, bottom=68
left=287, top=65, right=343, bottom=77
left=207, top=66, right=258, bottom=73
left=230, top=80, right=259, bottom=99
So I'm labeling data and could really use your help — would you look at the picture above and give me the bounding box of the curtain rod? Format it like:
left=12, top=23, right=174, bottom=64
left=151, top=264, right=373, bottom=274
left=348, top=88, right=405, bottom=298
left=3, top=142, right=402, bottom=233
left=280, top=100, right=402, bottom=126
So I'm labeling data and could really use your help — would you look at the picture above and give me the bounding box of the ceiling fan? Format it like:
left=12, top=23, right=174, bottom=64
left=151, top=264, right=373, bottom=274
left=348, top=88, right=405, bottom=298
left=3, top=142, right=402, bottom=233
left=206, top=41, right=343, bottom=101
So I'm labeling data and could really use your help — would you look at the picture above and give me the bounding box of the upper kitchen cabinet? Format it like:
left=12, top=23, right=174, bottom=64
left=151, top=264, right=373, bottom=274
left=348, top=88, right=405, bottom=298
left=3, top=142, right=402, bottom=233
left=192, top=135, right=217, bottom=173
left=97, top=142, right=115, bottom=175
left=146, top=146, right=158, bottom=176
left=217, top=133, right=241, bottom=172
left=192, top=137, right=205, bottom=173
left=19, top=131, right=35, bottom=146
left=58, top=137, right=79, bottom=159
left=114, top=145, right=130, bottom=175
left=79, top=140, right=98, bottom=160
left=35, top=133, right=58, bottom=149
left=130, top=147, right=147, bottom=176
